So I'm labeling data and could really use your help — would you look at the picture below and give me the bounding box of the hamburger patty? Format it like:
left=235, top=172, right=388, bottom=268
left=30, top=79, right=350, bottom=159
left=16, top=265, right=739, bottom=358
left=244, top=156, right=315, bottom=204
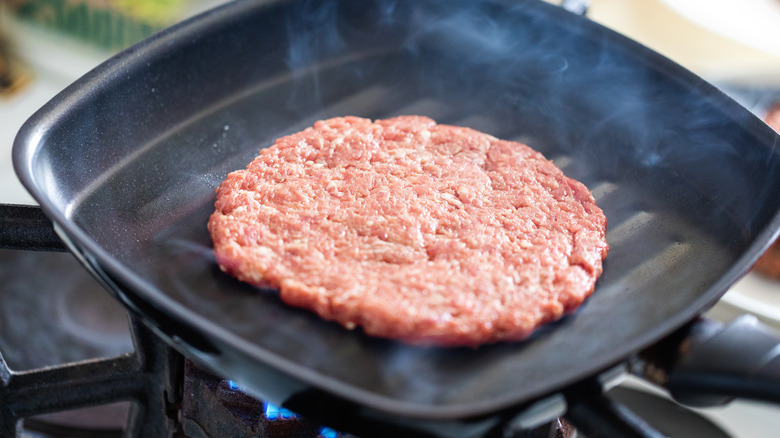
left=208, top=116, right=608, bottom=346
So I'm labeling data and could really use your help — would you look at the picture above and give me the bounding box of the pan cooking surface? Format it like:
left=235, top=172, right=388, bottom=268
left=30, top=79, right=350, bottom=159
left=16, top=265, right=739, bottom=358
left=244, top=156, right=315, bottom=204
left=13, top=0, right=780, bottom=420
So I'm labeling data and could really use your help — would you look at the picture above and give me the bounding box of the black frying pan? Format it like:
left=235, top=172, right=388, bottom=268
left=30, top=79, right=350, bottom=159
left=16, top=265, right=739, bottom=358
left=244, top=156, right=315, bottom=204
left=11, top=0, right=780, bottom=436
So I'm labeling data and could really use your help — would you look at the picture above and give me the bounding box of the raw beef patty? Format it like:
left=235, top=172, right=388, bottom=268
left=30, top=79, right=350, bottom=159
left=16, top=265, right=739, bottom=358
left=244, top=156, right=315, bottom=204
left=208, top=116, right=608, bottom=346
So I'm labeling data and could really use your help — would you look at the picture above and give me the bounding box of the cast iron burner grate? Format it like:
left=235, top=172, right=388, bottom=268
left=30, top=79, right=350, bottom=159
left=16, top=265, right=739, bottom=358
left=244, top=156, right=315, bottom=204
left=0, top=204, right=731, bottom=438
left=0, top=313, right=180, bottom=437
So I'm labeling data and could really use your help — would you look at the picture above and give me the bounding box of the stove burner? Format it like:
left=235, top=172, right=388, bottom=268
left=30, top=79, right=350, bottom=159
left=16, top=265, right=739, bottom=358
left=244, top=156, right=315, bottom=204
left=0, top=249, right=134, bottom=371
left=0, top=248, right=134, bottom=435
left=0, top=246, right=178, bottom=437
left=182, top=360, right=347, bottom=438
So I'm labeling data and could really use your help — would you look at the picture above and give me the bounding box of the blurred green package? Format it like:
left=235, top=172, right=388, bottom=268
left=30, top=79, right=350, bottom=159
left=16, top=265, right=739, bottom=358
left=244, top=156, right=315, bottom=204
left=8, top=0, right=187, bottom=50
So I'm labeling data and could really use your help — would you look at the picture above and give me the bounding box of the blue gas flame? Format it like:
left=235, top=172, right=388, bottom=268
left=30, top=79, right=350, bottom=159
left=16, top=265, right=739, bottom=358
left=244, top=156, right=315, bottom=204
left=319, top=426, right=338, bottom=438
left=264, top=401, right=297, bottom=420
left=227, top=380, right=339, bottom=436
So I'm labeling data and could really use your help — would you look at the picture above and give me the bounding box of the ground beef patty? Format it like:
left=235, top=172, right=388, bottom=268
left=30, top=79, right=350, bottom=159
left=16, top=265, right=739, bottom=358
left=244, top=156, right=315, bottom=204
left=208, top=116, right=608, bottom=346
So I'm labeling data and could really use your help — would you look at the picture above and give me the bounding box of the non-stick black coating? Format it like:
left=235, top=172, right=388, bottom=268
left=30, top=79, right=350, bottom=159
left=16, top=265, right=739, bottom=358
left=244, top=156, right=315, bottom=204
left=13, top=0, right=780, bottom=425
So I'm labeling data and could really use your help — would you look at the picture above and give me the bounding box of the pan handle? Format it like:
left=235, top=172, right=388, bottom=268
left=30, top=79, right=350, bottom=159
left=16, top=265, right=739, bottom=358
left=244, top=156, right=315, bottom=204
left=0, top=204, right=66, bottom=252
left=635, top=315, right=780, bottom=407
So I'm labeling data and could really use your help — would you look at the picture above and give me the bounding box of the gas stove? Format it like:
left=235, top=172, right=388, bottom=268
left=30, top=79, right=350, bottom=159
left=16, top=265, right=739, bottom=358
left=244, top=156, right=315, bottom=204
left=0, top=245, right=349, bottom=437
left=0, top=246, right=744, bottom=437
left=3, top=2, right=780, bottom=437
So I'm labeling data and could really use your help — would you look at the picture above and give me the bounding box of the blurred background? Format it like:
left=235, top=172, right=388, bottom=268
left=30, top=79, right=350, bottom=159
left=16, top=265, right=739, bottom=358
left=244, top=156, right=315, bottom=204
left=0, top=0, right=230, bottom=204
